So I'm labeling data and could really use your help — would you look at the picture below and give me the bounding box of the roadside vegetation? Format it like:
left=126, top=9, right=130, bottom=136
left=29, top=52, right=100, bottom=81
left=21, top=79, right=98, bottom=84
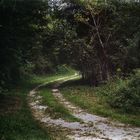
left=61, top=70, right=140, bottom=126
left=0, top=77, right=50, bottom=140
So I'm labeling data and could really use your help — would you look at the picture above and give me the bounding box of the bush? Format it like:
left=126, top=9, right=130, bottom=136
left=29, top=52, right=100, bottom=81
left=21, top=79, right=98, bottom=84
left=108, top=71, right=140, bottom=112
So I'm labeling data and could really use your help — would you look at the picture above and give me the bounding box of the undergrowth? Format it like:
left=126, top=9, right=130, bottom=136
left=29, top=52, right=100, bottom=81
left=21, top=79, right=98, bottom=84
left=61, top=70, right=140, bottom=126
left=0, top=79, right=50, bottom=140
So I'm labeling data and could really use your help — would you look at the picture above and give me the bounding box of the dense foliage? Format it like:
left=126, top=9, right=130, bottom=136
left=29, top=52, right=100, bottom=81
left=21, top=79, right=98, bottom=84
left=108, top=70, right=140, bottom=112
left=0, top=0, right=49, bottom=90
left=0, top=0, right=140, bottom=88
left=57, top=0, right=140, bottom=85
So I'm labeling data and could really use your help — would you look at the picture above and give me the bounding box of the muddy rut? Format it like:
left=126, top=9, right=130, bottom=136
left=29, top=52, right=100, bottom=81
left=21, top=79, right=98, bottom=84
left=28, top=75, right=140, bottom=140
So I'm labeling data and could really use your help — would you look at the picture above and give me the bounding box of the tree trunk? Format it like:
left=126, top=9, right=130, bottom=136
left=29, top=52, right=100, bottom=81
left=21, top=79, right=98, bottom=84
left=96, top=46, right=110, bottom=81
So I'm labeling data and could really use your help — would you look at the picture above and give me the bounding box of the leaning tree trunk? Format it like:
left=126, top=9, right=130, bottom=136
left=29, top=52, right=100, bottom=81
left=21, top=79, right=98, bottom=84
left=95, top=45, right=110, bottom=82
left=92, top=14, right=110, bottom=82
left=97, top=44, right=110, bottom=81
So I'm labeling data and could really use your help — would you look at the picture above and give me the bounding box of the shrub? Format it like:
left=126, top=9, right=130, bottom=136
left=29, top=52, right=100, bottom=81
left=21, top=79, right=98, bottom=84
left=108, top=71, right=140, bottom=112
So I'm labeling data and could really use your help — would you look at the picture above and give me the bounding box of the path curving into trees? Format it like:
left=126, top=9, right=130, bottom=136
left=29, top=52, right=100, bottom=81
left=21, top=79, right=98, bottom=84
left=28, top=74, right=140, bottom=140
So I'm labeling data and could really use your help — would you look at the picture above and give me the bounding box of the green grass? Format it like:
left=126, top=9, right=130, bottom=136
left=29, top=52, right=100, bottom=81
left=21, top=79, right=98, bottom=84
left=39, top=86, right=81, bottom=122
left=61, top=79, right=140, bottom=126
left=0, top=80, right=50, bottom=140
left=0, top=68, right=78, bottom=140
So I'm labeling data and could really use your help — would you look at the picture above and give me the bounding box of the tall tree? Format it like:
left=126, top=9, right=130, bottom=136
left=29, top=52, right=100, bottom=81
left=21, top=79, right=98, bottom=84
left=0, top=0, right=49, bottom=88
left=59, top=0, right=140, bottom=85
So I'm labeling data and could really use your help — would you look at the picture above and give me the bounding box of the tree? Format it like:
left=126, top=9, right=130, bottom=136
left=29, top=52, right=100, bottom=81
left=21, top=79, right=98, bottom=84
left=59, top=0, right=140, bottom=85
left=0, top=0, right=49, bottom=88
